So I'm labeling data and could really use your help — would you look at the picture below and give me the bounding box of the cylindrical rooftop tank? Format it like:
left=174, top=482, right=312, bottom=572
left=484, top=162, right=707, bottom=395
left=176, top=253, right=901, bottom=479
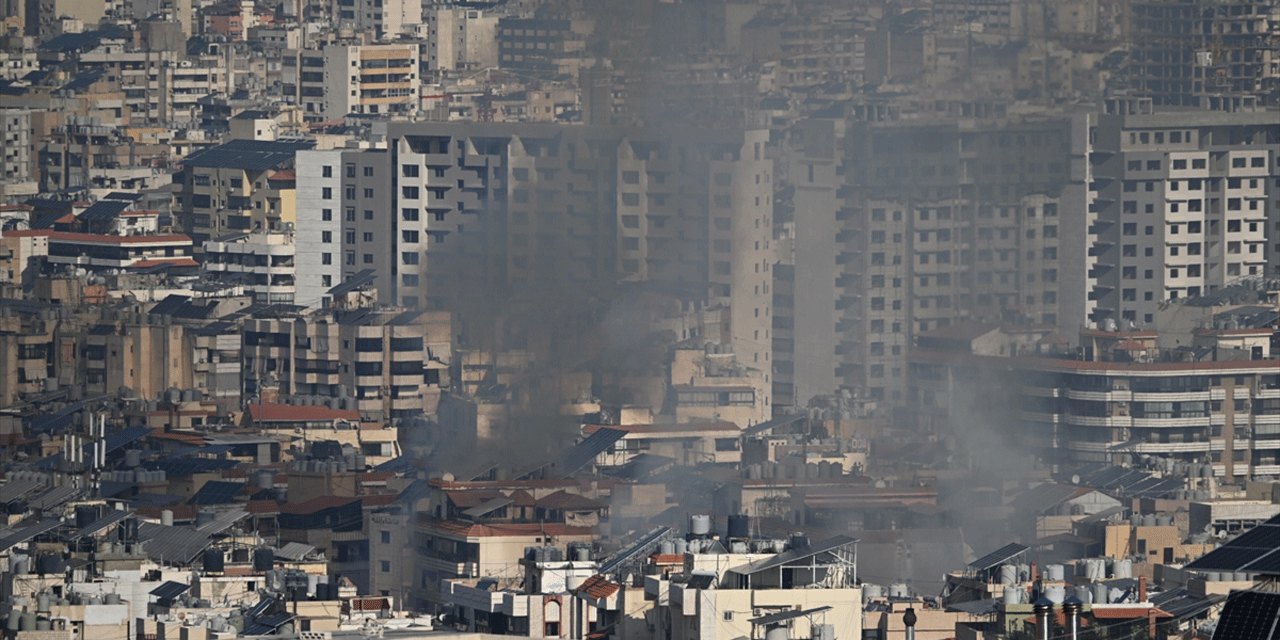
left=104, top=593, right=121, bottom=605
left=1114, top=559, right=1133, bottom=579
left=20, top=613, right=35, bottom=631
left=1003, top=587, right=1022, bottom=605
left=7, top=610, right=21, bottom=631
left=1046, top=564, right=1065, bottom=581
left=160, top=510, right=174, bottom=526
left=789, top=533, right=810, bottom=550
left=1094, top=582, right=1108, bottom=605
left=1075, top=585, right=1093, bottom=604
left=1130, top=514, right=1143, bottom=526
left=673, top=539, right=687, bottom=555
left=125, top=449, right=141, bottom=468
left=888, top=583, right=909, bottom=599
left=37, top=594, right=51, bottom=612
left=999, top=564, right=1017, bottom=585
left=659, top=541, right=675, bottom=555
left=727, top=515, right=750, bottom=539
left=862, top=584, right=883, bottom=602
left=690, top=515, right=712, bottom=536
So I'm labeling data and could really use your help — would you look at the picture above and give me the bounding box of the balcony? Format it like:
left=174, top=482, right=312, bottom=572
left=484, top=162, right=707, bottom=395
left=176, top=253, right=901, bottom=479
left=1064, top=415, right=1130, bottom=427
left=1020, top=411, right=1060, bottom=424
left=1066, top=389, right=1131, bottom=402
left=1131, top=415, right=1212, bottom=428
left=1131, top=391, right=1211, bottom=402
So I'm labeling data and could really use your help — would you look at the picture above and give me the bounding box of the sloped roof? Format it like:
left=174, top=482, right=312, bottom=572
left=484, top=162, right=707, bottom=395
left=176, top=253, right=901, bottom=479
left=537, top=490, right=607, bottom=511
left=576, top=575, right=620, bottom=599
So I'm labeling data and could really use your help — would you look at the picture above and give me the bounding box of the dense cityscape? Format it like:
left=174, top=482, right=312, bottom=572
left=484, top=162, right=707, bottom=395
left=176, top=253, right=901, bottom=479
left=0, top=0, right=1279, bottom=638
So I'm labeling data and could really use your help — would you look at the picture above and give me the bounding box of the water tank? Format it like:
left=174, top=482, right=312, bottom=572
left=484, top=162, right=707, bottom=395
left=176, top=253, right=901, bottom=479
left=35, top=619, right=50, bottom=632
left=1201, top=464, right=1214, bottom=478
left=125, top=449, right=141, bottom=467
left=1075, top=585, right=1093, bottom=604
left=1114, top=559, right=1133, bottom=579
left=1046, top=564, right=1065, bottom=581
left=660, top=541, right=675, bottom=555
left=818, top=461, right=832, bottom=478
left=574, top=546, right=590, bottom=562
left=999, top=564, right=1018, bottom=585
left=1205, top=571, right=1221, bottom=582
left=104, top=593, right=121, bottom=605
left=257, top=471, right=275, bottom=489
left=20, top=613, right=35, bottom=631
left=690, top=515, right=712, bottom=536
left=197, top=511, right=215, bottom=527
left=1156, top=515, right=1172, bottom=527
left=1141, top=515, right=1157, bottom=527
left=75, top=506, right=99, bottom=529
left=1094, top=582, right=1109, bottom=605
left=888, top=583, right=909, bottom=599
left=831, top=462, right=844, bottom=476
left=789, top=533, right=810, bottom=550
left=674, top=539, right=688, bottom=555
left=813, top=623, right=835, bottom=640
left=1129, top=514, right=1143, bottom=526
left=1045, top=586, right=1066, bottom=604
left=727, top=515, right=750, bottom=539
left=1233, top=572, right=1247, bottom=582
left=307, top=574, right=319, bottom=596
left=764, top=625, right=789, bottom=640
left=7, top=610, right=21, bottom=631
left=161, top=510, right=174, bottom=526
left=862, top=584, right=884, bottom=601
left=729, top=541, right=748, bottom=554
left=1003, top=587, right=1022, bottom=605
left=203, top=549, right=225, bottom=573
left=37, top=594, right=51, bottom=612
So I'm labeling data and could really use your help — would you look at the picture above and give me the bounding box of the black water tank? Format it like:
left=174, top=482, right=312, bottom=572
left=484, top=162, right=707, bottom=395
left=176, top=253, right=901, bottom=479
left=75, top=506, right=100, bottom=529
left=727, top=514, right=750, bottom=539
left=38, top=555, right=66, bottom=575
left=253, top=548, right=275, bottom=572
left=203, top=549, right=225, bottom=573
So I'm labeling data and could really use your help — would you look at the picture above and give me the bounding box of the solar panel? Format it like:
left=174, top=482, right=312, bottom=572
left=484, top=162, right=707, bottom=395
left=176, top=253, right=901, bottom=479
left=0, top=519, right=64, bottom=552
left=519, top=428, right=628, bottom=480
left=245, top=597, right=275, bottom=618
left=327, top=269, right=377, bottom=297
left=1212, top=591, right=1280, bottom=640
left=137, top=523, right=213, bottom=562
left=1186, top=546, right=1276, bottom=572
left=740, top=535, right=859, bottom=576
left=475, top=578, right=497, bottom=591
left=687, top=573, right=715, bottom=589
left=66, top=510, right=132, bottom=541
left=969, top=542, right=1030, bottom=571
left=187, top=481, right=246, bottom=505
left=1228, top=525, right=1280, bottom=550
left=78, top=200, right=129, bottom=222
left=148, top=458, right=239, bottom=476
left=0, top=480, right=42, bottom=503
left=598, top=527, right=672, bottom=576
left=196, top=510, right=249, bottom=535
left=1242, top=550, right=1280, bottom=574
left=150, top=581, right=190, bottom=600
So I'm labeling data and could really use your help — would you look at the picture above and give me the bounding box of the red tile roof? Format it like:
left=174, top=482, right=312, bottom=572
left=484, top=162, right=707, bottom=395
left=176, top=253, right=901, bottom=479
left=509, top=489, right=537, bottom=507
left=575, top=575, right=620, bottom=599
left=3, top=230, right=192, bottom=244
left=268, top=170, right=296, bottom=181
left=249, top=403, right=361, bottom=423
left=280, top=496, right=360, bottom=514
left=246, top=499, right=282, bottom=514
left=1112, top=339, right=1148, bottom=351
left=536, top=490, right=607, bottom=511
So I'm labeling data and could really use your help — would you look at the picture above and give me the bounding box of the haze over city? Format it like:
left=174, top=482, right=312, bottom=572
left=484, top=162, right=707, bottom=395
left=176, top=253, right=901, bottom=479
left=0, top=0, right=1278, bottom=638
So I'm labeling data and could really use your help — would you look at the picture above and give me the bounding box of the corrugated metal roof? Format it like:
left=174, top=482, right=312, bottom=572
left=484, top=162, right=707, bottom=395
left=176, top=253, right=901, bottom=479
left=738, top=535, right=859, bottom=576
left=196, top=509, right=249, bottom=535
left=274, top=542, right=315, bottom=561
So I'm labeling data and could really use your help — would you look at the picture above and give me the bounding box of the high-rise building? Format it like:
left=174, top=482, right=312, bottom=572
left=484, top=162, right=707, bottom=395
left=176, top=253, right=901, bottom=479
left=422, top=6, right=498, bottom=73
left=1083, top=98, right=1280, bottom=326
left=784, top=105, right=1087, bottom=407
left=320, top=43, right=421, bottom=120
left=176, top=138, right=313, bottom=245
left=295, top=123, right=776, bottom=398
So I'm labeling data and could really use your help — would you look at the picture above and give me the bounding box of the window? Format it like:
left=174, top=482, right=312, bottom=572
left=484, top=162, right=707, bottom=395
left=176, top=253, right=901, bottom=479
left=322, top=208, right=332, bottom=221
left=364, top=166, right=374, bottom=177
left=402, top=164, right=418, bottom=177
left=402, top=252, right=419, bottom=265
left=381, top=531, right=391, bottom=544
left=381, top=561, right=391, bottom=572
left=621, top=215, right=639, bottom=229
left=321, top=253, right=332, bottom=265
left=402, top=230, right=419, bottom=243
left=322, top=187, right=333, bottom=200
left=322, top=166, right=333, bottom=178
left=363, top=189, right=374, bottom=198
left=402, top=208, right=419, bottom=221
left=321, top=231, right=332, bottom=243
left=402, top=186, right=419, bottom=199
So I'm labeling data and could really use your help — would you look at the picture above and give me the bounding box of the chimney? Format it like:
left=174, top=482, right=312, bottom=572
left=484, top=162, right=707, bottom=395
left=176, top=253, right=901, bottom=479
left=1030, top=561, right=1038, bottom=582
left=1139, top=575, right=1147, bottom=602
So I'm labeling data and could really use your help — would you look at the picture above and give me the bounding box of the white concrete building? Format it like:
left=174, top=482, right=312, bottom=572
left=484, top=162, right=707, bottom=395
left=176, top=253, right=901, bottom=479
left=321, top=43, right=420, bottom=119
left=422, top=6, right=498, bottom=73
left=294, top=148, right=345, bottom=307
left=1084, top=98, right=1280, bottom=327
left=203, top=230, right=298, bottom=304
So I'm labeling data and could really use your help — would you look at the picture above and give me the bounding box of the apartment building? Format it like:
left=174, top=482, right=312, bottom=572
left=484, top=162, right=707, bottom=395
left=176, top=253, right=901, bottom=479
left=1122, top=0, right=1279, bottom=107
left=321, top=43, right=420, bottom=120
left=240, top=305, right=450, bottom=422
left=784, top=107, right=1086, bottom=408
left=39, top=120, right=172, bottom=191
left=295, top=123, right=775, bottom=379
left=177, top=138, right=313, bottom=245
left=0, top=307, right=59, bottom=405
left=3, top=230, right=195, bottom=273
left=331, top=0, right=416, bottom=38
left=1084, top=99, right=1280, bottom=326
left=202, top=230, right=297, bottom=304
left=422, top=6, right=498, bottom=73
left=1, top=109, right=35, bottom=189
left=495, top=17, right=590, bottom=75
left=908, top=323, right=1280, bottom=482
left=75, top=311, right=194, bottom=399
